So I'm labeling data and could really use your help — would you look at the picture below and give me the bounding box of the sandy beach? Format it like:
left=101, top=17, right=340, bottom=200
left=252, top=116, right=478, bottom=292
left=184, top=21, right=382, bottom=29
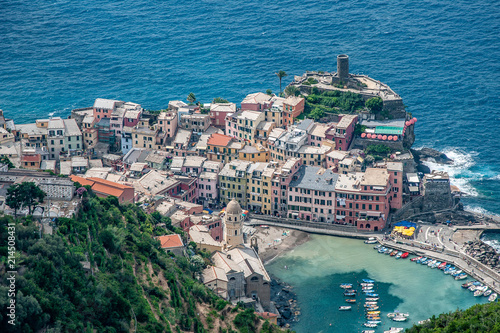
left=252, top=225, right=310, bottom=264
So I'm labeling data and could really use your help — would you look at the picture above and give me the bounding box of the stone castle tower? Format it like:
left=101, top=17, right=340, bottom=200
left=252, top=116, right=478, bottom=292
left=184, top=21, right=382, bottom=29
left=224, top=199, right=243, bottom=248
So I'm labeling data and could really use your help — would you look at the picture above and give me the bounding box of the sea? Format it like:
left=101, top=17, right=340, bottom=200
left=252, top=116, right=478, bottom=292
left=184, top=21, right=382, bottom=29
left=1, top=1, right=499, bottom=331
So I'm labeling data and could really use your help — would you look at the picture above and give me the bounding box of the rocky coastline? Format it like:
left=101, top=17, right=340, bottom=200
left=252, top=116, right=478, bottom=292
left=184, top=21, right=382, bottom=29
left=270, top=277, right=300, bottom=328
left=411, top=147, right=454, bottom=174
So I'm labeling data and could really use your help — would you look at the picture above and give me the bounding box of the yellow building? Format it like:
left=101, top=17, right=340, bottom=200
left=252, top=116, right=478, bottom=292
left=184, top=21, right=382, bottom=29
left=132, top=124, right=160, bottom=150
left=238, top=144, right=269, bottom=162
left=207, top=133, right=244, bottom=164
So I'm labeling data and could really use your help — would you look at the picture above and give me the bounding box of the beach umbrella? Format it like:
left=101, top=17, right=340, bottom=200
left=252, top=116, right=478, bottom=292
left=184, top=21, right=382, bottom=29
left=367, top=133, right=372, bottom=138
left=413, top=117, right=417, bottom=123
left=388, top=135, right=393, bottom=140
left=405, top=121, right=410, bottom=126
left=361, top=133, right=366, bottom=138
left=377, top=135, right=383, bottom=140
left=393, top=136, right=398, bottom=141
left=382, top=135, right=387, bottom=140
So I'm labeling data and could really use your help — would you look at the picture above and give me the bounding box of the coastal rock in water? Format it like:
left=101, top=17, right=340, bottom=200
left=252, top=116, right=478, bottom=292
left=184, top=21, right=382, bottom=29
left=412, top=147, right=454, bottom=165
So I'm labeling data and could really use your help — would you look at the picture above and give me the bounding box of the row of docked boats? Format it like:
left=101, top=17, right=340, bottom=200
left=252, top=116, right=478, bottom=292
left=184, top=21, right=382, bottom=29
left=461, top=281, right=498, bottom=301
left=374, top=245, right=409, bottom=259
left=410, top=256, right=469, bottom=280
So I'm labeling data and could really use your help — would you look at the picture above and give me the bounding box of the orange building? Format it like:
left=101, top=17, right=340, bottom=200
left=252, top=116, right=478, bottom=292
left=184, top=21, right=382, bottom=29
left=70, top=175, right=135, bottom=203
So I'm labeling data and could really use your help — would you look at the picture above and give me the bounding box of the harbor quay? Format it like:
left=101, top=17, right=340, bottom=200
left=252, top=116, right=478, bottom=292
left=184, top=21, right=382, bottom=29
left=248, top=215, right=500, bottom=294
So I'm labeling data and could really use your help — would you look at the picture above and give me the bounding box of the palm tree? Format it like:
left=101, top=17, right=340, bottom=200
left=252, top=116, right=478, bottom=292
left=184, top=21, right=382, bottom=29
left=187, top=92, right=196, bottom=104
left=275, top=70, right=288, bottom=96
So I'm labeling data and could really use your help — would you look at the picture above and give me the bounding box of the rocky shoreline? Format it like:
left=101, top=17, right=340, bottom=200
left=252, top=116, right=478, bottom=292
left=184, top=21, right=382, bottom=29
left=411, top=147, right=454, bottom=174
left=464, top=239, right=500, bottom=273
left=270, top=277, right=300, bottom=328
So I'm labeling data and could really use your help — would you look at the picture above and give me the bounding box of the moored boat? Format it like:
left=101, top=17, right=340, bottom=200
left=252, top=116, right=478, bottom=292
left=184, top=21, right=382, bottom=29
left=339, top=305, right=351, bottom=311
left=462, top=281, right=473, bottom=288
left=483, top=290, right=492, bottom=297
left=366, top=297, right=379, bottom=301
left=366, top=293, right=379, bottom=297
left=427, top=259, right=436, bottom=267
left=411, top=256, right=422, bottom=262
left=367, top=311, right=381, bottom=315
left=420, top=257, right=428, bottom=264
left=387, top=312, right=409, bottom=318
left=488, top=293, right=497, bottom=302
left=365, top=306, right=379, bottom=311
left=345, top=299, right=356, bottom=303
left=364, top=323, right=378, bottom=328
left=392, top=316, right=408, bottom=322
left=364, top=302, right=378, bottom=306
left=401, top=252, right=409, bottom=259
left=344, top=292, right=356, bottom=296
left=385, top=328, right=404, bottom=333
left=390, top=250, right=398, bottom=256
left=374, top=244, right=382, bottom=250
left=451, top=270, right=463, bottom=277
left=431, top=261, right=441, bottom=268
left=365, top=237, right=378, bottom=244
left=395, top=251, right=403, bottom=259
left=340, top=283, right=353, bottom=289
left=455, top=273, right=468, bottom=280
left=468, top=285, right=478, bottom=292
left=474, top=290, right=484, bottom=297
left=362, top=279, right=375, bottom=283
left=362, top=331, right=375, bottom=333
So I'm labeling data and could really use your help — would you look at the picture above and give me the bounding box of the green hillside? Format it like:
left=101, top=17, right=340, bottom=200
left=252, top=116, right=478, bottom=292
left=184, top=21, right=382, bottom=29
left=0, top=191, right=286, bottom=333
left=406, top=302, right=500, bottom=333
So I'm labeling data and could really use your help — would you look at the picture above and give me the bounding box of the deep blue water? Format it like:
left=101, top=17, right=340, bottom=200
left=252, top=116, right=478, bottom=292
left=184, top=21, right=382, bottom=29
left=1, top=0, right=499, bottom=213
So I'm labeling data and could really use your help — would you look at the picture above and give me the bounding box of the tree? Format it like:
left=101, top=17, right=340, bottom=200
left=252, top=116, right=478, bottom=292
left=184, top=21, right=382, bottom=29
left=265, top=89, right=273, bottom=96
left=0, top=156, right=14, bottom=169
left=275, top=70, right=288, bottom=96
left=309, top=107, right=325, bottom=120
left=187, top=92, right=196, bottom=104
left=6, top=182, right=46, bottom=215
left=284, top=85, right=300, bottom=97
left=365, top=97, right=383, bottom=113
left=212, top=97, right=229, bottom=104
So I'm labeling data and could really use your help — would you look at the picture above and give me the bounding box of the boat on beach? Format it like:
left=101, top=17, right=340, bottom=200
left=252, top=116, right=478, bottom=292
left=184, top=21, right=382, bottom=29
left=489, top=293, right=497, bottom=302
left=339, top=306, right=352, bottom=311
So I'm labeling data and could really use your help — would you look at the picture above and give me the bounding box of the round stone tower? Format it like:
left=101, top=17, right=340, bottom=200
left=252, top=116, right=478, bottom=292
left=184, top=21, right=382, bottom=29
left=337, top=54, right=349, bottom=80
left=224, top=199, right=243, bottom=248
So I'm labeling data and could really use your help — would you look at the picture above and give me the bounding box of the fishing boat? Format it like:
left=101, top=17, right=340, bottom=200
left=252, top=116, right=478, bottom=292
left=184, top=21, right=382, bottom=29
left=340, top=283, right=353, bottom=289
left=363, top=279, right=375, bottom=283
left=401, top=252, right=409, bottom=259
left=483, top=290, right=492, bottom=297
left=488, top=293, right=497, bottom=302
left=365, top=237, right=378, bottom=244
left=462, top=281, right=473, bottom=288
left=411, top=256, right=422, bottom=262
left=339, top=306, right=352, bottom=311
left=366, top=297, right=379, bottom=301
left=392, top=316, right=408, bottom=322
left=438, top=262, right=447, bottom=269
left=455, top=273, right=468, bottom=280
left=390, top=250, right=398, bottom=256
left=366, top=293, right=379, bottom=297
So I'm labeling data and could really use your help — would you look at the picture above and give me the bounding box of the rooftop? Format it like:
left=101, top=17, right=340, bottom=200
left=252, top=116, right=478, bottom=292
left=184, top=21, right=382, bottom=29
left=242, top=92, right=272, bottom=105
left=210, top=103, right=236, bottom=113
left=289, top=165, right=339, bottom=191
left=157, top=234, right=183, bottom=249
left=94, top=98, right=121, bottom=110
left=361, top=168, right=390, bottom=187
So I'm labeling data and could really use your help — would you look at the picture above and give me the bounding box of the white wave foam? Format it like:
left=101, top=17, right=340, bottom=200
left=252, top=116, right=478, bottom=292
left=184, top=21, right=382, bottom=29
left=482, top=239, right=500, bottom=253
left=463, top=205, right=500, bottom=217
left=421, top=148, right=480, bottom=196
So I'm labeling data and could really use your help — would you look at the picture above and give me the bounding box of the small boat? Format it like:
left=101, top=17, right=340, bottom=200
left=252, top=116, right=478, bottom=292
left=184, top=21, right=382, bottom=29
left=469, top=285, right=478, bottom=292
left=340, top=283, right=353, bottom=289
left=366, top=316, right=381, bottom=320
left=366, top=293, right=379, bottom=297
left=438, top=262, right=447, bottom=269
left=364, top=323, right=378, bottom=328
left=367, top=320, right=382, bottom=324
left=395, top=251, right=403, bottom=259
left=427, top=259, right=436, bottom=267
left=452, top=270, right=463, bottom=277
left=385, top=328, right=404, bottom=333
left=488, top=293, right=497, bottom=302
left=455, top=273, right=468, bottom=280
left=366, top=306, right=379, bottom=311
left=339, top=306, right=351, bottom=311
left=362, top=286, right=374, bottom=290
left=420, top=257, right=428, bottom=264
left=363, top=279, right=375, bottom=283
left=366, top=297, right=379, bottom=301
left=346, top=289, right=357, bottom=293
left=344, top=292, right=356, bottom=296
left=392, top=316, right=408, bottom=322
left=367, top=311, right=381, bottom=315
left=472, top=281, right=483, bottom=286
left=483, top=290, right=492, bottom=297
left=374, top=244, right=382, bottom=250
left=361, top=283, right=374, bottom=287
left=431, top=261, right=441, bottom=268
left=411, top=256, right=422, bottom=262
left=387, top=312, right=410, bottom=318
left=345, top=298, right=356, bottom=303
left=385, top=248, right=392, bottom=254
left=474, top=290, right=484, bottom=297
left=417, top=320, right=430, bottom=325
left=365, top=237, right=378, bottom=244
left=444, top=267, right=455, bottom=274
left=378, top=247, right=387, bottom=253
left=401, top=252, right=409, bottom=259
left=462, top=281, right=473, bottom=288
left=364, top=302, right=378, bottom=306
left=390, top=250, right=398, bottom=256
left=362, top=331, right=376, bottom=333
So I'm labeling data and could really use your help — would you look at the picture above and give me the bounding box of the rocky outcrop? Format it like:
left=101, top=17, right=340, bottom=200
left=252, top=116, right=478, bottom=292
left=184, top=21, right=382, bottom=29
left=464, top=240, right=500, bottom=272
left=411, top=147, right=453, bottom=165
left=270, top=278, right=300, bottom=327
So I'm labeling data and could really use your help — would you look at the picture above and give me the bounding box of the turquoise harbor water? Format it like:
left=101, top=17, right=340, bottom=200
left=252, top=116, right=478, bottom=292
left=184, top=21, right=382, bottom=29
left=266, top=235, right=488, bottom=332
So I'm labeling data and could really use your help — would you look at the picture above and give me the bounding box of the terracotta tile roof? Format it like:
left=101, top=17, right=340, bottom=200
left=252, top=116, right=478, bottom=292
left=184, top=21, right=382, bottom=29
left=157, top=234, right=183, bottom=248
left=92, top=183, right=125, bottom=198
left=256, top=312, right=278, bottom=319
left=207, top=133, right=232, bottom=147
left=70, top=175, right=95, bottom=187
left=21, top=154, right=41, bottom=162
left=88, top=177, right=133, bottom=190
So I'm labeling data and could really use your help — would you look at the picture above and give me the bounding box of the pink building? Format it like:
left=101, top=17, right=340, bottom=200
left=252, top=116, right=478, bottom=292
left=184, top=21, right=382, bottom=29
left=385, top=162, right=403, bottom=210
left=283, top=96, right=305, bottom=128
left=241, top=92, right=272, bottom=111
left=198, top=161, right=223, bottom=208
left=334, top=168, right=391, bottom=231
left=287, top=165, right=338, bottom=222
left=158, top=111, right=178, bottom=139
left=271, top=158, right=302, bottom=217
left=123, top=108, right=142, bottom=128
left=325, top=150, right=348, bottom=171
left=326, top=114, right=358, bottom=151
left=210, top=103, right=236, bottom=127
left=93, top=98, right=122, bottom=120
left=308, top=123, right=334, bottom=147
